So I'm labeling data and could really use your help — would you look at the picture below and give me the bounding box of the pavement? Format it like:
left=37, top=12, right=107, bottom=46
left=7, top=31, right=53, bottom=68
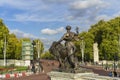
left=1, top=60, right=120, bottom=80
left=0, top=60, right=59, bottom=80
left=80, top=65, right=120, bottom=76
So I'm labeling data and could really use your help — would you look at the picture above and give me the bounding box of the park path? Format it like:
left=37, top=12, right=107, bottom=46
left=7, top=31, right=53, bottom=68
left=81, top=65, right=109, bottom=76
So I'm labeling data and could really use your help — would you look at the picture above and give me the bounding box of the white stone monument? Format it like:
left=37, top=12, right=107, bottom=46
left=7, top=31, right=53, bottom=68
left=93, top=42, right=99, bottom=63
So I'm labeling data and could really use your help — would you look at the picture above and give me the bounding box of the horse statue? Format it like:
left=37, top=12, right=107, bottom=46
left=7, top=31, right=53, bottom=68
left=49, top=26, right=79, bottom=70
left=49, top=41, right=68, bottom=68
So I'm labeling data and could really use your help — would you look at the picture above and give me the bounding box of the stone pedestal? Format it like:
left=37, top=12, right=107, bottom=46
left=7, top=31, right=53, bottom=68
left=48, top=71, right=120, bottom=80
left=47, top=71, right=96, bottom=80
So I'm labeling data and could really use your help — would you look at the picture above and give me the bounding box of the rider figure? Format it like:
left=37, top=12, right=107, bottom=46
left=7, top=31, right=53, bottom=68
left=57, top=25, right=79, bottom=68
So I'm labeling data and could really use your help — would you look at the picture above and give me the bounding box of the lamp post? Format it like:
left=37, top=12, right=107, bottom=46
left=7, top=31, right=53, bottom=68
left=37, top=41, right=40, bottom=59
left=32, top=40, right=41, bottom=59
left=80, top=38, right=85, bottom=64
left=113, top=54, right=116, bottom=72
left=113, top=52, right=118, bottom=77
left=118, top=34, right=120, bottom=69
left=3, top=35, right=6, bottom=66
left=32, top=41, right=36, bottom=60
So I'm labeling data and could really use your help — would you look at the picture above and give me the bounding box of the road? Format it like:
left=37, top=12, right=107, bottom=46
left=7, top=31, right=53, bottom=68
left=1, top=60, right=120, bottom=80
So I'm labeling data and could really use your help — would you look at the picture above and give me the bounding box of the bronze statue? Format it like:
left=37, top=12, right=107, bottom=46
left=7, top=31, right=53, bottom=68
left=49, top=25, right=79, bottom=70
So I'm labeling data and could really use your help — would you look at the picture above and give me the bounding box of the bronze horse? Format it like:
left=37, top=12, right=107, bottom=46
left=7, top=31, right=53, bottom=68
left=49, top=41, right=68, bottom=68
left=49, top=26, right=79, bottom=69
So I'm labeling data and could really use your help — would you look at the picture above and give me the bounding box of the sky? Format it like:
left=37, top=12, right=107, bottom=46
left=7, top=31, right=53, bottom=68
left=0, top=0, right=120, bottom=50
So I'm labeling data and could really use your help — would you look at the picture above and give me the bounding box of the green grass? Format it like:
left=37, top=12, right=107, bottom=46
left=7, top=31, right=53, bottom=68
left=15, top=66, right=28, bottom=71
left=0, top=66, right=28, bottom=74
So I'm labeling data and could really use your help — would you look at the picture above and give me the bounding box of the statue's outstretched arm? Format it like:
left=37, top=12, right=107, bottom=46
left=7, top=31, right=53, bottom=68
left=57, top=37, right=63, bottom=43
left=57, top=34, right=65, bottom=43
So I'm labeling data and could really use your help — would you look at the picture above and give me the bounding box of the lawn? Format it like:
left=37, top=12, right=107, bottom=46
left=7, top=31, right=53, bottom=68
left=0, top=65, right=28, bottom=74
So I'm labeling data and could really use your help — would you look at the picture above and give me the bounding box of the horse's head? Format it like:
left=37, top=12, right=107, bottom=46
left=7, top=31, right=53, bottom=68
left=49, top=41, right=61, bottom=56
left=49, top=41, right=67, bottom=59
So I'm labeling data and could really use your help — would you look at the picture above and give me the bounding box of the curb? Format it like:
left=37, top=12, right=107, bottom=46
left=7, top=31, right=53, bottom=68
left=0, top=72, right=33, bottom=79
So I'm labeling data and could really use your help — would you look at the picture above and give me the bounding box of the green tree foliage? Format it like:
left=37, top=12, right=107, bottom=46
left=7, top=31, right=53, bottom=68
left=32, top=39, right=44, bottom=59
left=0, top=19, right=23, bottom=59
left=75, top=31, right=94, bottom=61
left=0, top=19, right=44, bottom=60
left=14, top=40, right=22, bottom=59
left=41, top=51, right=54, bottom=59
left=75, top=17, right=120, bottom=61
left=7, top=34, right=22, bottom=59
left=0, top=19, right=9, bottom=59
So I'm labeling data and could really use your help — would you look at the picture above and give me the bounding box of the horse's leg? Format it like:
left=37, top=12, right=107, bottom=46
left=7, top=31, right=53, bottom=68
left=67, top=47, right=75, bottom=68
left=58, top=57, right=65, bottom=68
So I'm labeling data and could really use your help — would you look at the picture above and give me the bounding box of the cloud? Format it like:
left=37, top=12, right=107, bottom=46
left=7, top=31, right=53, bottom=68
left=67, top=0, right=109, bottom=23
left=42, top=0, right=71, bottom=4
left=1, top=0, right=120, bottom=29
left=95, top=15, right=111, bottom=21
left=70, top=0, right=107, bottom=10
left=70, top=0, right=108, bottom=17
left=0, top=0, right=53, bottom=22
left=0, top=0, right=70, bottom=22
left=113, top=11, right=120, bottom=17
left=0, top=0, right=112, bottom=24
left=7, top=13, right=63, bottom=22
left=62, top=0, right=114, bottom=28
left=40, top=38, right=54, bottom=50
left=10, top=29, right=55, bottom=50
left=41, top=28, right=57, bottom=35
left=41, top=27, right=65, bottom=35
left=95, top=11, right=120, bottom=21
left=0, top=0, right=46, bottom=11
left=10, top=29, right=38, bottom=39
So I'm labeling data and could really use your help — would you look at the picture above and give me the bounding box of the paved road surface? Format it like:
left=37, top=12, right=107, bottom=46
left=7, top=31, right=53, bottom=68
left=1, top=60, right=120, bottom=80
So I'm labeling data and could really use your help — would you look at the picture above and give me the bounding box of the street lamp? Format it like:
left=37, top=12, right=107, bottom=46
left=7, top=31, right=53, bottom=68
left=37, top=41, right=40, bottom=59
left=80, top=38, right=85, bottom=64
left=114, top=53, right=118, bottom=71
left=3, top=35, right=6, bottom=66
left=113, top=52, right=118, bottom=77
left=32, top=40, right=36, bottom=60
left=32, top=40, right=41, bottom=59
left=118, top=34, right=120, bottom=69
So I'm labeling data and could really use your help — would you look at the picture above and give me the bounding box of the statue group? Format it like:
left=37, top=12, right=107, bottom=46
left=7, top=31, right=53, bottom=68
left=49, top=25, right=79, bottom=71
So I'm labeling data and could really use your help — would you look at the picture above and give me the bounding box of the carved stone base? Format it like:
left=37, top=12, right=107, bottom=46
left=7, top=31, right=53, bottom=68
left=47, top=71, right=120, bottom=80
left=47, top=71, right=96, bottom=80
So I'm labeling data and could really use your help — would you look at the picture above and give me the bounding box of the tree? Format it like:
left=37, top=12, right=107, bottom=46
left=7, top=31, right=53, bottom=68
left=0, top=19, right=9, bottom=59
left=75, top=17, right=120, bottom=61
left=32, top=39, right=44, bottom=59
left=41, top=51, right=54, bottom=59
left=0, top=19, right=45, bottom=60
left=88, top=17, right=120, bottom=60
left=7, top=34, right=22, bottom=59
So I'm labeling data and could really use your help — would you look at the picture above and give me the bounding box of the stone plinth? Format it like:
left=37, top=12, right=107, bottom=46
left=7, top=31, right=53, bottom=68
left=47, top=71, right=120, bottom=80
left=47, top=71, right=96, bottom=80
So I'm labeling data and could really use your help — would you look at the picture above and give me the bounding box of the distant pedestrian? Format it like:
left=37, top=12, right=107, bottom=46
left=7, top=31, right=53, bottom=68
left=32, top=64, right=36, bottom=73
left=109, top=71, right=112, bottom=77
left=113, top=71, right=117, bottom=77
